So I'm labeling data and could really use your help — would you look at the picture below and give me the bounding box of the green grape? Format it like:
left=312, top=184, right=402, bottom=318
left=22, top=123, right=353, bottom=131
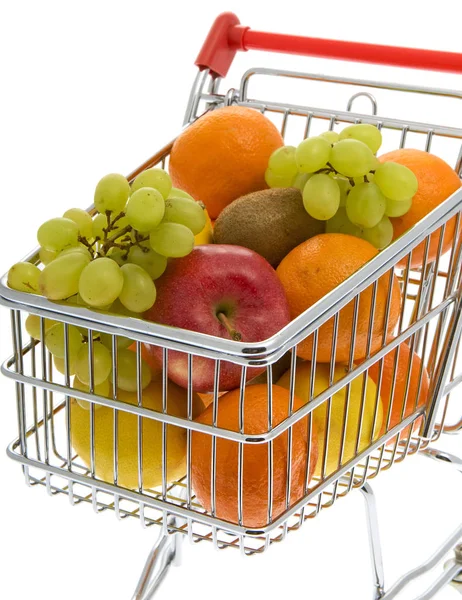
left=265, top=167, right=293, bottom=188
left=94, top=173, right=131, bottom=214
left=108, top=298, right=140, bottom=318
left=75, top=341, right=112, bottom=386
left=334, top=177, right=351, bottom=207
left=39, top=252, right=90, bottom=300
left=39, top=247, right=57, bottom=265
left=163, top=196, right=206, bottom=235
left=128, top=245, right=167, bottom=280
left=325, top=207, right=364, bottom=237
left=168, top=187, right=194, bottom=200
left=106, top=247, right=128, bottom=266
left=367, top=172, right=375, bottom=183
left=119, top=263, right=156, bottom=313
left=302, top=174, right=340, bottom=221
left=296, top=137, right=332, bottom=173
left=115, top=348, right=152, bottom=392
left=65, top=293, right=87, bottom=307
left=37, top=218, right=79, bottom=253
left=92, top=213, right=107, bottom=240
left=375, top=162, right=418, bottom=202
left=150, top=222, right=194, bottom=258
left=330, top=139, right=375, bottom=178
left=291, top=172, right=312, bottom=190
left=54, top=355, right=77, bottom=376
left=7, top=262, right=40, bottom=293
left=45, top=323, right=83, bottom=360
left=346, top=183, right=386, bottom=228
left=131, top=168, right=172, bottom=199
left=73, top=376, right=109, bottom=409
left=339, top=124, right=383, bottom=154
left=362, top=216, right=394, bottom=249
left=125, top=187, right=165, bottom=232
left=58, top=244, right=91, bottom=259
left=79, top=257, right=124, bottom=308
left=25, top=314, right=57, bottom=340
left=268, top=146, right=298, bottom=178
left=63, top=208, right=93, bottom=239
left=385, top=196, right=413, bottom=218
left=319, top=131, right=340, bottom=144
left=100, top=332, right=133, bottom=350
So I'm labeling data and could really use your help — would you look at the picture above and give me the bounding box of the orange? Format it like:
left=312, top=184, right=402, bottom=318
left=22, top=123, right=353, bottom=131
left=368, top=341, right=429, bottom=444
left=276, top=234, right=402, bottom=363
left=169, top=106, right=283, bottom=219
left=379, top=149, right=461, bottom=268
left=191, top=384, right=318, bottom=528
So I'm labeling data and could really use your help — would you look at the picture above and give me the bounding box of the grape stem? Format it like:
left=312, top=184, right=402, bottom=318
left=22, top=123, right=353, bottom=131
left=217, top=312, right=242, bottom=342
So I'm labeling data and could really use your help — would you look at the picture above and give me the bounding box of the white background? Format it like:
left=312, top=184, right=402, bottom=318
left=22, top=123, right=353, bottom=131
left=1, top=1, right=462, bottom=599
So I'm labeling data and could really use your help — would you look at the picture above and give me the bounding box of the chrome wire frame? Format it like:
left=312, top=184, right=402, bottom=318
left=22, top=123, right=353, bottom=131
left=2, top=65, right=462, bottom=599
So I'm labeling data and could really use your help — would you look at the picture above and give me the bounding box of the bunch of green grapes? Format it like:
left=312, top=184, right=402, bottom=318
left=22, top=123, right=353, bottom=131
left=25, top=313, right=152, bottom=408
left=265, top=124, right=418, bottom=250
left=7, top=168, right=207, bottom=312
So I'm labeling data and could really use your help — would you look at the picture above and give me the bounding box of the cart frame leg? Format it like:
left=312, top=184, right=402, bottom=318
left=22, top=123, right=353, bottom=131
left=361, top=482, right=386, bottom=600
left=131, top=529, right=182, bottom=600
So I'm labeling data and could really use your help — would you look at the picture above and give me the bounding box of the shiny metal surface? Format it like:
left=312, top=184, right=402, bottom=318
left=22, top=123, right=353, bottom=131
left=1, top=61, right=462, bottom=599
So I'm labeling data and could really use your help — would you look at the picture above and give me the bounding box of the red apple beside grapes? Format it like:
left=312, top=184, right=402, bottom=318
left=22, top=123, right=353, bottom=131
left=144, top=245, right=290, bottom=392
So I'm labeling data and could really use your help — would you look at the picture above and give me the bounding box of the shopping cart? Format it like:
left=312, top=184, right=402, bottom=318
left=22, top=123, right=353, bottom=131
left=1, top=12, right=462, bottom=600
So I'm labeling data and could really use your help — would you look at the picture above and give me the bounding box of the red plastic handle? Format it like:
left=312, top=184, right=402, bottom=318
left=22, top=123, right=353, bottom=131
left=195, top=12, right=462, bottom=78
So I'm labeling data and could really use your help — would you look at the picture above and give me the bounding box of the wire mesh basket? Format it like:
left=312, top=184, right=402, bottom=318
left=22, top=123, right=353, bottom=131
left=2, top=12, right=462, bottom=600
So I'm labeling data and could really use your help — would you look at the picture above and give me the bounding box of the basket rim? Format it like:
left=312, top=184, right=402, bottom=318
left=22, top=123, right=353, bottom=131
left=1, top=186, right=461, bottom=365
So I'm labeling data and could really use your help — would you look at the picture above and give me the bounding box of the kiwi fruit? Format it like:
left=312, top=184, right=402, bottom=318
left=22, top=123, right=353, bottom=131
left=213, top=188, right=324, bottom=266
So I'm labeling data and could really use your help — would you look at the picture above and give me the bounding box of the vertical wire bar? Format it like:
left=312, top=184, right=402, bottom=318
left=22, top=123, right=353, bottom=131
left=425, top=130, right=434, bottom=152
left=399, top=126, right=409, bottom=148
left=161, top=348, right=168, bottom=505
left=87, top=331, right=98, bottom=511
left=267, top=364, right=274, bottom=525
left=427, top=224, right=450, bottom=371
left=186, top=354, right=193, bottom=511
left=372, top=268, right=397, bottom=476
left=303, top=112, right=313, bottom=139
left=29, top=333, right=41, bottom=461
left=39, top=316, right=51, bottom=490
left=63, top=323, right=74, bottom=504
left=306, top=331, right=318, bottom=503
left=210, top=360, right=220, bottom=520
left=237, top=365, right=247, bottom=529
left=111, top=334, right=120, bottom=519
left=136, top=341, right=146, bottom=527
left=280, top=109, right=290, bottom=138
left=285, top=350, right=297, bottom=511
left=336, top=295, right=360, bottom=498
left=355, top=282, right=379, bottom=486
left=320, top=313, right=339, bottom=485
left=13, top=311, right=27, bottom=460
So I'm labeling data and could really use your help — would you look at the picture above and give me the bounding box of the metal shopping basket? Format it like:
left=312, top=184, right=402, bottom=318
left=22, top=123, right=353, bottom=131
left=1, top=12, right=462, bottom=600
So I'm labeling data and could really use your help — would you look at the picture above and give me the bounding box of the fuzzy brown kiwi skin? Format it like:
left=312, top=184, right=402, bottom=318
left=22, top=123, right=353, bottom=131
left=213, top=188, right=325, bottom=267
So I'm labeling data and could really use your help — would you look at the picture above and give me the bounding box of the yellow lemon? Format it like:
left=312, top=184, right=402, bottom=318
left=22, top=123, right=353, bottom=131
left=278, top=362, right=382, bottom=477
left=194, top=207, right=213, bottom=246
left=71, top=378, right=205, bottom=489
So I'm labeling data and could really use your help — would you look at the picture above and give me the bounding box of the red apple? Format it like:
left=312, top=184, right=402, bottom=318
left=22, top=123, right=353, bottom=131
left=144, top=245, right=290, bottom=392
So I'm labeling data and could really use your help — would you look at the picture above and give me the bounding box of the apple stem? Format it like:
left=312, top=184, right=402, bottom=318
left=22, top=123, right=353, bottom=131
left=217, top=312, right=242, bottom=342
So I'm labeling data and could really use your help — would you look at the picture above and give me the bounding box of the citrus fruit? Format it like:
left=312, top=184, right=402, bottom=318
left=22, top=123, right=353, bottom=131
left=71, top=378, right=204, bottom=489
left=368, top=340, right=429, bottom=444
left=191, top=384, right=318, bottom=528
left=379, top=149, right=461, bottom=268
left=169, top=106, right=284, bottom=219
left=194, top=206, right=213, bottom=245
left=278, top=362, right=382, bottom=477
left=276, top=234, right=402, bottom=363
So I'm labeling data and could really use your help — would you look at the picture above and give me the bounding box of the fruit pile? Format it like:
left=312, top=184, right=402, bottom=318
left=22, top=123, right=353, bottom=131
left=6, top=105, right=461, bottom=528
left=265, top=124, right=419, bottom=249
